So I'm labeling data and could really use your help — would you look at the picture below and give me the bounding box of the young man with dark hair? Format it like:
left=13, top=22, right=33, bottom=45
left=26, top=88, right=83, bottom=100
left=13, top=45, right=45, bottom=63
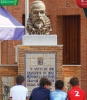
left=50, top=80, right=67, bottom=100
left=29, top=77, right=52, bottom=100
left=67, top=77, right=86, bottom=100
left=10, top=75, right=28, bottom=100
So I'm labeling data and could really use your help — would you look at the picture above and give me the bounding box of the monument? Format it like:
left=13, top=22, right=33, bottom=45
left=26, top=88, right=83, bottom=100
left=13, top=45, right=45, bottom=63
left=22, top=0, right=57, bottom=45
left=26, top=0, right=52, bottom=35
left=18, top=0, right=63, bottom=96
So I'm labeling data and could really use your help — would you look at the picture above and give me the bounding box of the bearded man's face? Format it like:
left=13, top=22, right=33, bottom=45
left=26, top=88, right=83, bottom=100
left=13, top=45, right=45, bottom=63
left=31, top=3, right=46, bottom=29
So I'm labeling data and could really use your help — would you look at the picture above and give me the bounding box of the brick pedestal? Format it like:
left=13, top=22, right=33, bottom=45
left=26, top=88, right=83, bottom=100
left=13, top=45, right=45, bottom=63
left=17, top=45, right=63, bottom=79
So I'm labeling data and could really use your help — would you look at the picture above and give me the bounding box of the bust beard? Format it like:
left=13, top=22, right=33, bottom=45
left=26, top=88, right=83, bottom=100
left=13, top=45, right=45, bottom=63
left=26, top=15, right=52, bottom=35
left=33, top=19, right=45, bottom=30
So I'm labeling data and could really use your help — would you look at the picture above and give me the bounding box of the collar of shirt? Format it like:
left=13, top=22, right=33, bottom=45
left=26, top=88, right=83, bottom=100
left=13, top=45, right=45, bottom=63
left=39, top=86, right=45, bottom=89
left=55, top=89, right=63, bottom=92
left=72, top=86, right=79, bottom=89
left=16, top=84, right=22, bottom=85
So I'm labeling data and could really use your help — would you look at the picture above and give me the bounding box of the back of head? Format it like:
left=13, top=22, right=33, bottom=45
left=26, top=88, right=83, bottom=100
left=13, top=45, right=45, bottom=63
left=39, top=77, right=52, bottom=86
left=16, top=75, right=25, bottom=85
left=69, top=77, right=79, bottom=86
left=55, top=80, right=64, bottom=90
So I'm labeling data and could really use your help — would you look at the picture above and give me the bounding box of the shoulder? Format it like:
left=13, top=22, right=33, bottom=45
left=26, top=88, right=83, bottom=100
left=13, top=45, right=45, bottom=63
left=68, top=87, right=86, bottom=94
left=79, top=88, right=86, bottom=94
left=67, top=89, right=73, bottom=95
left=50, top=91, right=55, bottom=96
left=10, top=86, right=16, bottom=89
left=32, top=87, right=38, bottom=91
left=10, top=86, right=16, bottom=91
left=44, top=88, right=50, bottom=93
left=33, top=87, right=50, bottom=94
left=34, top=87, right=50, bottom=91
left=31, top=87, right=38, bottom=92
left=47, top=89, right=50, bottom=93
left=50, top=91, right=67, bottom=96
left=67, top=88, right=75, bottom=93
left=22, top=86, right=28, bottom=91
left=62, top=91, right=67, bottom=96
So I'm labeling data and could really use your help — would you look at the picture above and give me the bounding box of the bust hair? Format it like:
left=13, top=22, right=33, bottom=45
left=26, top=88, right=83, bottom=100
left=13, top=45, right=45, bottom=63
left=30, top=0, right=46, bottom=13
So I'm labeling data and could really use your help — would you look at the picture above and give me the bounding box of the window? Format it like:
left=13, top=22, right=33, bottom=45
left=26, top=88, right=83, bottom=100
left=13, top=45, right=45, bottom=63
left=22, top=14, right=25, bottom=26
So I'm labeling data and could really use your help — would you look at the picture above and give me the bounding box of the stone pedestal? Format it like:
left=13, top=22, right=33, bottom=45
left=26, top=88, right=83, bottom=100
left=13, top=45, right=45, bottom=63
left=22, top=35, right=57, bottom=45
left=17, top=35, right=63, bottom=95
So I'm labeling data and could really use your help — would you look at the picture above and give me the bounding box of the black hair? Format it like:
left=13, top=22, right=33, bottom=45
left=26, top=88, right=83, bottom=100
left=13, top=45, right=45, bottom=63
left=39, top=77, right=52, bottom=86
left=69, top=77, right=79, bottom=86
left=55, top=80, right=64, bottom=90
left=16, top=75, right=25, bottom=84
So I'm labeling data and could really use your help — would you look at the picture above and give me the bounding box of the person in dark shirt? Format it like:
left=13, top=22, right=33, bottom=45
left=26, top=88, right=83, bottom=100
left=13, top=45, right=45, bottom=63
left=29, top=77, right=52, bottom=100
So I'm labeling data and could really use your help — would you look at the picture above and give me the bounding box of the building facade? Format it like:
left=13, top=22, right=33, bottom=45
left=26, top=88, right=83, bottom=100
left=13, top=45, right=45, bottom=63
left=0, top=0, right=87, bottom=99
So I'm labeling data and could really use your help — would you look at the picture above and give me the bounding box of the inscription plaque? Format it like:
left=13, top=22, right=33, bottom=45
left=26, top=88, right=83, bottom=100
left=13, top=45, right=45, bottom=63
left=25, top=53, right=56, bottom=96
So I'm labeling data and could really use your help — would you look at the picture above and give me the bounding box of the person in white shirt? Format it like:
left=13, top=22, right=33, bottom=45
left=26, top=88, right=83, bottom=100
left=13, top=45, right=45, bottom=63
left=10, top=75, right=28, bottom=100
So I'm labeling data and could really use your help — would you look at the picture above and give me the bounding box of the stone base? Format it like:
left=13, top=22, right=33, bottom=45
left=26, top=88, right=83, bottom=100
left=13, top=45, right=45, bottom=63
left=17, top=45, right=63, bottom=95
left=22, top=35, right=57, bottom=45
